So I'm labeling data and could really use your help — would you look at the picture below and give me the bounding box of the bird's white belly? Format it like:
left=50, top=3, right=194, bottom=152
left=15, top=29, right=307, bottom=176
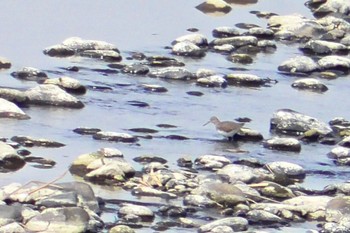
left=217, top=129, right=238, bottom=137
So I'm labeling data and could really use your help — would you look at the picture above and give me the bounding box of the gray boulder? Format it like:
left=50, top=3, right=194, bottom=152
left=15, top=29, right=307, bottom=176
left=172, top=41, right=206, bottom=57
left=263, top=137, right=301, bottom=152
left=24, top=84, right=84, bottom=108
left=225, top=74, right=267, bottom=87
left=11, top=67, right=47, bottom=82
left=270, top=109, right=332, bottom=135
left=0, top=142, right=25, bottom=172
left=291, top=78, right=328, bottom=92
left=172, top=33, right=208, bottom=47
left=212, top=26, right=240, bottom=38
left=148, top=67, right=195, bottom=80
left=300, top=39, right=348, bottom=55
left=198, top=217, right=248, bottom=232
left=318, top=55, right=350, bottom=72
left=210, top=36, right=258, bottom=47
left=44, top=76, right=87, bottom=94
left=118, top=204, right=154, bottom=221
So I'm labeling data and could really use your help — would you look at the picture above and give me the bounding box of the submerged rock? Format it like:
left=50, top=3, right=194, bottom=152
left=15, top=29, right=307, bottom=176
left=291, top=78, right=328, bottom=92
left=270, top=109, right=332, bottom=136
left=11, top=136, right=65, bottom=147
left=24, top=84, right=84, bottom=108
left=11, top=67, right=48, bottom=82
left=0, top=98, right=29, bottom=120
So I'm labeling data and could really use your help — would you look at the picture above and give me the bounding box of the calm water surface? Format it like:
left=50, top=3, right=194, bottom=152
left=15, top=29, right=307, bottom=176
left=0, top=1, right=348, bottom=232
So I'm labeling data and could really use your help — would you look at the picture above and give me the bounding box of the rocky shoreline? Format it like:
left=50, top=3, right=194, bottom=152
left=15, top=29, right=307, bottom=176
left=0, top=0, right=350, bottom=232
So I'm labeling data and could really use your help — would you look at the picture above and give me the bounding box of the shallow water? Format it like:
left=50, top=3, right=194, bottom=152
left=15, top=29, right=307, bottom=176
left=0, top=0, right=348, bottom=232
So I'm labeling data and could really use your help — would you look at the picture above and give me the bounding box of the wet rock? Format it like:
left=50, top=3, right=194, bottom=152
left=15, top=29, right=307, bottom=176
left=119, top=204, right=154, bottom=222
left=212, top=26, right=240, bottom=38
left=0, top=205, right=23, bottom=226
left=212, top=44, right=235, bottom=53
left=266, top=161, right=306, bottom=180
left=198, top=217, right=248, bottom=232
left=207, top=225, right=234, bottom=233
left=283, top=195, right=332, bottom=214
left=122, top=64, right=149, bottom=75
left=210, top=36, right=258, bottom=47
left=0, top=88, right=28, bottom=106
left=127, top=100, right=149, bottom=108
left=225, top=74, right=267, bottom=87
left=132, top=186, right=177, bottom=199
left=177, top=157, right=193, bottom=168
left=109, top=225, right=135, bottom=233
left=206, top=183, right=247, bottom=207
left=194, top=155, right=230, bottom=169
left=247, top=209, right=284, bottom=224
left=278, top=56, right=319, bottom=74
left=291, top=78, right=328, bottom=92
left=195, top=0, right=232, bottom=15
left=268, top=14, right=326, bottom=40
left=245, top=27, right=274, bottom=39
left=338, top=136, right=350, bottom=148
left=11, top=136, right=65, bottom=147
left=300, top=39, right=348, bottom=55
left=323, top=217, right=350, bottom=233
left=69, top=149, right=135, bottom=183
left=256, top=181, right=295, bottom=199
left=325, top=196, right=350, bottom=222
left=196, top=75, right=227, bottom=88
left=0, top=141, right=25, bottom=172
left=24, top=84, right=84, bottom=108
left=183, top=194, right=217, bottom=207
left=0, top=222, right=25, bottom=232
left=164, top=135, right=189, bottom=140
left=140, top=84, right=167, bottom=93
left=0, top=57, right=11, bottom=69
left=172, top=41, right=206, bottom=58
left=327, top=146, right=350, bottom=165
left=318, top=55, right=350, bottom=72
left=236, top=23, right=260, bottom=29
left=93, top=131, right=137, bottom=143
left=257, top=40, right=277, bottom=52
left=263, top=137, right=301, bottom=152
left=217, top=164, right=274, bottom=184
left=11, top=67, right=48, bottom=82
left=0, top=98, right=29, bottom=120
left=227, top=54, right=253, bottom=64
left=270, top=109, right=332, bottom=136
left=145, top=56, right=185, bottom=67
left=25, top=207, right=93, bottom=233
left=43, top=76, right=87, bottom=94
left=133, top=155, right=167, bottom=164
left=148, top=67, right=195, bottom=80
left=79, top=50, right=122, bottom=62
left=172, top=33, right=208, bottom=47
left=312, top=0, right=350, bottom=17
left=186, top=91, right=204, bottom=96
left=45, top=37, right=119, bottom=56
left=341, top=35, right=350, bottom=46
left=158, top=205, right=186, bottom=217
left=73, top=127, right=102, bottom=135
left=235, top=128, right=264, bottom=141
left=196, top=68, right=216, bottom=78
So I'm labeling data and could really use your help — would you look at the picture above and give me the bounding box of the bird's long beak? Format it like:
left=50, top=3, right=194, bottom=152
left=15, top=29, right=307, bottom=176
left=203, top=121, right=210, bottom=126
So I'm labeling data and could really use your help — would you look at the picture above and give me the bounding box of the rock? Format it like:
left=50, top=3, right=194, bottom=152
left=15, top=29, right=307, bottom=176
left=245, top=27, right=274, bottom=39
left=326, top=196, right=350, bottom=223
left=300, top=40, right=348, bottom=55
left=0, top=57, right=11, bottom=69
left=148, top=67, right=195, bottom=80
left=73, top=127, right=102, bottom=135
left=0, top=88, right=28, bottom=105
left=312, top=0, right=350, bottom=17
left=79, top=50, right=122, bottom=62
left=132, top=186, right=177, bottom=199
left=194, top=155, right=231, bottom=169
left=0, top=98, right=29, bottom=120
left=209, top=225, right=234, bottom=233
left=318, top=55, right=350, bottom=72
left=172, top=41, right=206, bottom=57
left=92, top=131, right=137, bottom=143
left=11, top=136, right=65, bottom=147
left=327, top=146, right=350, bottom=165
left=235, top=128, right=264, bottom=141
left=43, top=76, right=87, bottom=94
left=217, top=164, right=274, bottom=184
left=119, top=204, right=154, bottom=222
left=133, top=155, right=166, bottom=164
left=263, top=137, right=301, bottom=152
left=140, top=84, right=167, bottom=93
left=43, top=44, right=75, bottom=57
left=341, top=35, right=350, bottom=46
left=283, top=195, right=333, bottom=214
left=205, top=183, right=247, bottom=207
left=323, top=217, right=350, bottom=233
left=256, top=181, right=295, bottom=199
left=0, top=222, right=25, bottom=232
left=198, top=217, right=248, bottom=232
left=196, top=75, right=227, bottom=88
left=212, top=44, right=235, bottom=53
left=227, top=54, right=253, bottom=64
left=270, top=109, right=333, bottom=136
left=247, top=209, right=284, bottom=224
left=183, top=194, right=217, bottom=207
left=196, top=68, right=216, bottom=78
left=177, top=157, right=193, bottom=168
left=338, top=136, right=350, bottom=148
left=172, top=33, right=208, bottom=47
left=109, top=225, right=135, bottom=233
left=225, top=74, right=267, bottom=87
left=291, top=78, right=328, bottom=92
left=257, top=40, right=277, bottom=51
left=195, top=0, right=232, bottom=15
left=11, top=67, right=48, bottom=82
left=268, top=14, right=326, bottom=39
left=212, top=26, right=240, bottom=38
left=210, top=36, right=258, bottom=47
left=0, top=141, right=25, bottom=172
left=278, top=56, right=319, bottom=74
left=266, top=161, right=306, bottom=179
left=25, top=84, right=84, bottom=108
left=324, top=182, right=350, bottom=195
left=25, top=207, right=93, bottom=233
left=145, top=56, right=185, bottom=67
left=122, top=64, right=149, bottom=75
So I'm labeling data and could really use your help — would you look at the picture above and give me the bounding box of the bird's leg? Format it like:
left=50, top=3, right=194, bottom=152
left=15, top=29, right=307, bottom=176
left=227, top=136, right=233, bottom=141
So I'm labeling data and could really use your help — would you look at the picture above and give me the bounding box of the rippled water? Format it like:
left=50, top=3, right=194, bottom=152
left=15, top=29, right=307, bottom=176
left=0, top=1, right=348, bottom=232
